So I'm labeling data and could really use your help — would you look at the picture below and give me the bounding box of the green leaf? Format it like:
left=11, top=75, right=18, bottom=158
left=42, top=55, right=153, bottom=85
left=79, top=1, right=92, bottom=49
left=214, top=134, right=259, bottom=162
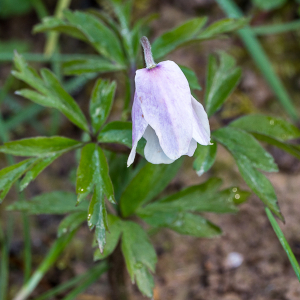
left=193, top=142, right=217, bottom=176
left=76, top=144, right=97, bottom=201
left=40, top=68, right=89, bottom=131
left=88, top=185, right=107, bottom=252
left=57, top=211, right=87, bottom=238
left=216, top=0, right=298, bottom=121
left=0, top=136, right=83, bottom=157
left=34, top=10, right=126, bottom=65
left=265, top=208, right=300, bottom=281
left=0, top=0, right=31, bottom=18
left=179, top=65, right=201, bottom=91
left=205, top=52, right=242, bottom=117
left=121, top=221, right=156, bottom=297
left=212, top=127, right=278, bottom=172
left=251, top=133, right=300, bottom=160
left=253, top=0, right=286, bottom=11
left=6, top=191, right=88, bottom=214
left=94, top=215, right=122, bottom=260
left=19, top=154, right=61, bottom=191
left=197, top=17, right=248, bottom=40
left=97, top=121, right=145, bottom=155
left=90, top=79, right=116, bottom=133
left=120, top=159, right=183, bottom=217
left=138, top=178, right=245, bottom=218
left=0, top=158, right=37, bottom=202
left=62, top=57, right=125, bottom=75
left=236, top=155, right=283, bottom=220
left=168, top=212, right=222, bottom=237
left=152, top=17, right=208, bottom=59
left=76, top=143, right=115, bottom=204
left=13, top=53, right=89, bottom=131
left=229, top=114, right=300, bottom=141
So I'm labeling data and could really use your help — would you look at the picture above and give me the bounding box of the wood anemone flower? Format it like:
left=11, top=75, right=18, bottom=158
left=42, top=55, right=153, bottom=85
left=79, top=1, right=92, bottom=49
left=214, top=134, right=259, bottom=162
left=127, top=36, right=211, bottom=167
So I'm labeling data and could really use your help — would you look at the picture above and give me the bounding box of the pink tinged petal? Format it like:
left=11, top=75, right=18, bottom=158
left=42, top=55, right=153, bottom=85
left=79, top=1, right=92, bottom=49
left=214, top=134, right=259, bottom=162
left=186, top=139, right=197, bottom=157
left=143, top=126, right=175, bottom=164
left=135, top=60, right=194, bottom=160
left=127, top=93, right=148, bottom=167
left=191, top=96, right=211, bottom=145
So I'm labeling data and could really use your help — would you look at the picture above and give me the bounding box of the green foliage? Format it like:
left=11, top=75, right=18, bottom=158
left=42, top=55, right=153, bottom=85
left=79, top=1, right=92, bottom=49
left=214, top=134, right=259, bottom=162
left=0, top=158, right=37, bottom=202
left=57, top=212, right=87, bottom=238
left=121, top=221, right=157, bottom=298
left=76, top=143, right=115, bottom=251
left=94, top=215, right=123, bottom=260
left=152, top=17, right=208, bottom=59
left=0, top=137, right=82, bottom=157
left=212, top=127, right=282, bottom=219
left=63, top=57, right=124, bottom=75
left=6, top=191, right=88, bottom=214
left=90, top=79, right=116, bottom=134
left=120, top=159, right=183, bottom=217
left=138, top=178, right=250, bottom=236
left=252, top=0, right=286, bottom=11
left=0, top=0, right=31, bottom=18
left=12, top=53, right=89, bottom=131
left=205, top=52, right=241, bottom=117
left=179, top=65, right=202, bottom=91
left=34, top=10, right=126, bottom=66
left=266, top=208, right=300, bottom=281
left=193, top=143, right=217, bottom=176
left=230, top=115, right=300, bottom=141
left=97, top=121, right=145, bottom=155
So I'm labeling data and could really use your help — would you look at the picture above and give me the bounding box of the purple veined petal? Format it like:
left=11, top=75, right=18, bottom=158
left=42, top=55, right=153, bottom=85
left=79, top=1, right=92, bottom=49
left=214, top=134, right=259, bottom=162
left=127, top=93, right=148, bottom=167
left=191, top=96, right=211, bottom=145
left=135, top=60, right=194, bottom=160
left=186, top=139, right=197, bottom=157
left=143, top=126, right=175, bottom=164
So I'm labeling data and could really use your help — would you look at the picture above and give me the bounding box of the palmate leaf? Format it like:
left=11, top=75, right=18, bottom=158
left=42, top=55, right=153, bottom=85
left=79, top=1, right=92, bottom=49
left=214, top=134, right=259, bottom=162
left=205, top=52, right=241, bottom=117
left=12, top=53, right=89, bottom=132
left=34, top=10, right=126, bottom=66
left=212, top=127, right=282, bottom=220
left=120, top=159, right=183, bottom=217
left=57, top=211, right=87, bottom=238
left=76, top=143, right=115, bottom=252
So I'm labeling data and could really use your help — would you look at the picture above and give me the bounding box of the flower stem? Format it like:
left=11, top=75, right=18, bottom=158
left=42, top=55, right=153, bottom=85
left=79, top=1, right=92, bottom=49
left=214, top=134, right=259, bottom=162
left=140, top=36, right=156, bottom=69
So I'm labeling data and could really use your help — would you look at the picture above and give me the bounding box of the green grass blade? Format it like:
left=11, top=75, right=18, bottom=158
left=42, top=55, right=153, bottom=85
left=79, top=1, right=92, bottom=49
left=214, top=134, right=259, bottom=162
left=265, top=208, right=300, bottom=281
left=13, top=231, right=76, bottom=300
left=252, top=20, right=300, bottom=35
left=22, top=213, right=31, bottom=283
left=61, top=262, right=109, bottom=300
left=0, top=224, right=9, bottom=300
left=216, top=0, right=299, bottom=121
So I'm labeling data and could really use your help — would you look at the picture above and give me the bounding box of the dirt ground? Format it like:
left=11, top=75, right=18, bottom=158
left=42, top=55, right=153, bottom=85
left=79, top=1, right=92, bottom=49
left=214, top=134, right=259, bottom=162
left=1, top=1, right=300, bottom=299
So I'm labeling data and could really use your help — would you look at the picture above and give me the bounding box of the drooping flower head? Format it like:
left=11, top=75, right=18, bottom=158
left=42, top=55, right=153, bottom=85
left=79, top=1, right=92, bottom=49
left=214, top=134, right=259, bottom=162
left=127, top=36, right=211, bottom=167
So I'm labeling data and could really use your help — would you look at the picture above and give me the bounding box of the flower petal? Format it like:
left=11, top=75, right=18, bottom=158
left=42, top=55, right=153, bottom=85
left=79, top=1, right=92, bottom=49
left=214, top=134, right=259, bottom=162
left=186, top=139, right=197, bottom=157
left=127, top=93, right=148, bottom=167
left=135, top=60, right=193, bottom=160
left=143, top=126, right=175, bottom=164
left=191, top=96, right=211, bottom=145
